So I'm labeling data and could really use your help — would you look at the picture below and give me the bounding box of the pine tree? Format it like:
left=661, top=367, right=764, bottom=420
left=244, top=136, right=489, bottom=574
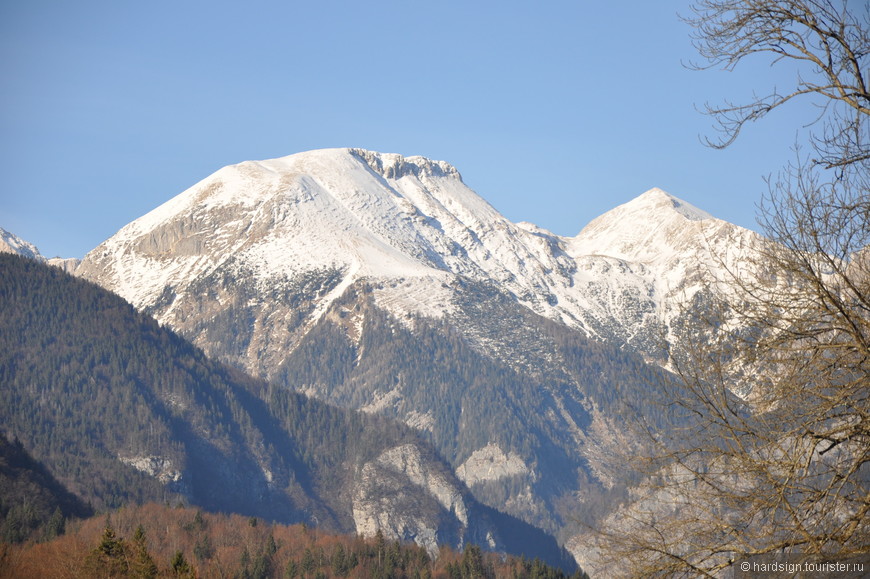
left=43, top=507, right=64, bottom=540
left=461, top=544, right=486, bottom=578
left=129, top=525, right=158, bottom=578
left=285, top=558, right=299, bottom=578
left=331, top=543, right=349, bottom=576
left=170, top=550, right=194, bottom=578
left=84, top=523, right=129, bottom=577
left=302, top=546, right=319, bottom=576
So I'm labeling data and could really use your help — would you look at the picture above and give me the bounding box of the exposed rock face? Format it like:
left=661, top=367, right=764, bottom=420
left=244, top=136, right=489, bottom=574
left=379, top=444, right=469, bottom=526
left=456, top=443, right=531, bottom=486
left=119, top=455, right=183, bottom=484
left=45, top=257, right=81, bottom=274
left=352, top=444, right=470, bottom=556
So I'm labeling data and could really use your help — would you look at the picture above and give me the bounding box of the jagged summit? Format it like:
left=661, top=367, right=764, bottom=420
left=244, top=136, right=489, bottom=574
left=251, top=147, right=462, bottom=179
left=348, top=148, right=463, bottom=181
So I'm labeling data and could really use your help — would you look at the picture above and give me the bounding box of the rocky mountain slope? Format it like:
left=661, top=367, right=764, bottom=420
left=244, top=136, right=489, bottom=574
left=64, top=147, right=758, bottom=553
left=0, top=253, right=575, bottom=568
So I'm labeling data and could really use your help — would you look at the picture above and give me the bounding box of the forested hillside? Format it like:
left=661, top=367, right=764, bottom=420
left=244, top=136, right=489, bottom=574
left=0, top=432, right=92, bottom=544
left=0, top=252, right=311, bottom=519
left=0, top=253, right=577, bottom=570
left=275, top=279, right=670, bottom=536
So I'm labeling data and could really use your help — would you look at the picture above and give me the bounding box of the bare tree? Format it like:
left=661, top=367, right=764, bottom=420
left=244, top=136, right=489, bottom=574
left=589, top=1, right=870, bottom=576
left=687, top=0, right=869, bottom=169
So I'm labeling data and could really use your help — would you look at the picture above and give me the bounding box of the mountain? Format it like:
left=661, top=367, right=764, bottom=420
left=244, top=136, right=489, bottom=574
left=567, top=187, right=759, bottom=360
left=75, top=148, right=755, bottom=369
left=0, top=253, right=576, bottom=569
left=71, top=148, right=758, bottom=554
left=1, top=227, right=81, bottom=273
left=1, top=228, right=43, bottom=260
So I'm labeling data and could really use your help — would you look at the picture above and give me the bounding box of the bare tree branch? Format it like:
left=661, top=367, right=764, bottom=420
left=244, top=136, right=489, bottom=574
left=684, top=0, right=870, bottom=166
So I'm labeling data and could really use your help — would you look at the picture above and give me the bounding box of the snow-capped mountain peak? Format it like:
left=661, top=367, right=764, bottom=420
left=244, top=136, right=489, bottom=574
left=0, top=228, right=43, bottom=260
left=567, top=187, right=719, bottom=265
left=637, top=187, right=714, bottom=222
left=77, top=148, right=571, bottom=321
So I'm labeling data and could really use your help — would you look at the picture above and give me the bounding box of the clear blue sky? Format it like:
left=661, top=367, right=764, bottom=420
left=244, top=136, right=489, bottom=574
left=2, top=0, right=817, bottom=258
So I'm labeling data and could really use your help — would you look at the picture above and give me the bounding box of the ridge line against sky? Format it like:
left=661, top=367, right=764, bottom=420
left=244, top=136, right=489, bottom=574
left=1, top=1, right=818, bottom=259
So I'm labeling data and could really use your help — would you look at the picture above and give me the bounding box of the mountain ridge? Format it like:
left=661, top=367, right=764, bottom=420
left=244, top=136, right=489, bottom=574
left=74, top=148, right=756, bottom=361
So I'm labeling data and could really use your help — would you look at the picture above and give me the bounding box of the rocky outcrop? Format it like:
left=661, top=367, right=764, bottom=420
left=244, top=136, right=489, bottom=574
left=456, top=443, right=531, bottom=486
left=352, top=444, right=470, bottom=556
left=119, top=454, right=183, bottom=484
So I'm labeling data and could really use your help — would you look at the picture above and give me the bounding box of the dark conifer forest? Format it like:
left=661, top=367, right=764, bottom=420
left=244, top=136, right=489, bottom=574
left=0, top=253, right=580, bottom=575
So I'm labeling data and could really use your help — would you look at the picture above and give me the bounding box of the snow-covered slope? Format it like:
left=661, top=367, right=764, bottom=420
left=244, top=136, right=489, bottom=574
left=77, top=148, right=755, bottom=369
left=563, top=188, right=759, bottom=357
left=1, top=227, right=81, bottom=273
left=0, top=228, right=43, bottom=260
left=78, top=148, right=571, bottom=323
